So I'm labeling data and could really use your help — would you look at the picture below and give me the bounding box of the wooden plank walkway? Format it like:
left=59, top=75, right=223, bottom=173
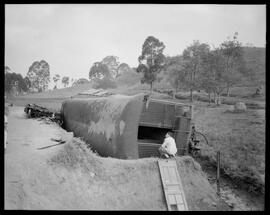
left=158, top=159, right=189, bottom=211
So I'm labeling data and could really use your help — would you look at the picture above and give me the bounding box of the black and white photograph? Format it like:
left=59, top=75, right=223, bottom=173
left=4, top=4, right=266, bottom=211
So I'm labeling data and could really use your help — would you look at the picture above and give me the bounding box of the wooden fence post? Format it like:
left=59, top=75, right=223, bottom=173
left=217, top=150, right=220, bottom=196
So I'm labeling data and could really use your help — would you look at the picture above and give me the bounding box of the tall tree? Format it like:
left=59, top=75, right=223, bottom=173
left=117, top=63, right=131, bottom=77
left=101, top=56, right=120, bottom=78
left=53, top=74, right=60, bottom=89
left=5, top=72, right=28, bottom=94
left=164, top=56, right=187, bottom=98
left=136, top=36, right=166, bottom=94
left=182, top=41, right=210, bottom=102
left=116, top=66, right=141, bottom=86
left=73, top=78, right=89, bottom=86
left=62, top=76, right=70, bottom=88
left=24, top=77, right=31, bottom=92
left=70, top=78, right=75, bottom=86
left=200, top=49, right=227, bottom=105
left=26, top=60, right=50, bottom=92
left=219, top=32, right=244, bottom=97
left=89, top=62, right=111, bottom=81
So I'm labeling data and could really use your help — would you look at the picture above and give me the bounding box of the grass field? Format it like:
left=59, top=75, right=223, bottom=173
left=193, top=104, right=265, bottom=194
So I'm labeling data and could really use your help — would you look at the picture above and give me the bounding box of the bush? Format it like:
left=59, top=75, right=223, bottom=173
left=93, top=77, right=117, bottom=89
left=115, top=69, right=141, bottom=87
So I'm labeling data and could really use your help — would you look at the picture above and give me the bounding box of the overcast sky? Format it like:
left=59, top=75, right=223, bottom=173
left=5, top=4, right=266, bottom=86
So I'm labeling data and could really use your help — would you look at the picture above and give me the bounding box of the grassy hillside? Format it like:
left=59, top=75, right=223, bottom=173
left=6, top=83, right=95, bottom=112
left=243, top=47, right=265, bottom=73
left=21, top=83, right=94, bottom=99
left=241, top=47, right=265, bottom=86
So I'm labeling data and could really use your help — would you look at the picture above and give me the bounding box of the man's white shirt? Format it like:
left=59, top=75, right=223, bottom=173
left=161, top=136, right=177, bottom=155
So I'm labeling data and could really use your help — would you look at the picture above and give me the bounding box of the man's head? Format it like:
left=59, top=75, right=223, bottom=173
left=166, top=131, right=173, bottom=138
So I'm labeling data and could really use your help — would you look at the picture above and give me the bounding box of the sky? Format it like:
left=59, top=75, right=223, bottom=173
left=5, top=4, right=266, bottom=88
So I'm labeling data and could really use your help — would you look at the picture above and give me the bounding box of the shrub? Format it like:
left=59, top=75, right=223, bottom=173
left=115, top=69, right=141, bottom=87
left=92, top=77, right=117, bottom=89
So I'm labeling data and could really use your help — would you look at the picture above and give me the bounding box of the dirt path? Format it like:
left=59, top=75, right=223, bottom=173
left=4, top=106, right=70, bottom=209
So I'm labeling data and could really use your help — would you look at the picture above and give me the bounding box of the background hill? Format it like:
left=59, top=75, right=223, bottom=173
left=241, top=47, right=265, bottom=86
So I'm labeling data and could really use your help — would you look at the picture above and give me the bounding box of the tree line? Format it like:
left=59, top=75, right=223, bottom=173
left=5, top=55, right=134, bottom=94
left=5, top=32, right=257, bottom=101
left=136, top=32, right=255, bottom=104
left=5, top=61, right=73, bottom=94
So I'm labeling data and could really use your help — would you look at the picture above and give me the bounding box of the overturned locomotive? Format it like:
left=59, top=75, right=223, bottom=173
left=61, top=93, right=193, bottom=159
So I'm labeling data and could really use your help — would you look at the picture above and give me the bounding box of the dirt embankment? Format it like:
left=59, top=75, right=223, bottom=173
left=5, top=106, right=225, bottom=210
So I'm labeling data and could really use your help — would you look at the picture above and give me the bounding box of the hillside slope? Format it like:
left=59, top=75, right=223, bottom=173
left=21, top=83, right=94, bottom=99
left=242, top=47, right=265, bottom=85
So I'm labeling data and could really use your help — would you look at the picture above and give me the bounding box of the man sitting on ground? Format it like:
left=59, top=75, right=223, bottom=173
left=158, top=132, right=177, bottom=158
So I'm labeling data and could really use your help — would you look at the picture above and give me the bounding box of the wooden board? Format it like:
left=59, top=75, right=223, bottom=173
left=158, top=159, right=189, bottom=211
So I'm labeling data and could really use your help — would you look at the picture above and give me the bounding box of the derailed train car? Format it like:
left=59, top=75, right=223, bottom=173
left=61, top=93, right=193, bottom=159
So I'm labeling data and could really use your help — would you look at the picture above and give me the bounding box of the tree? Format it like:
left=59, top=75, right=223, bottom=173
left=53, top=74, right=60, bottom=89
left=89, top=62, right=111, bottom=81
left=62, top=76, right=69, bottom=88
left=220, top=32, right=244, bottom=97
left=242, top=67, right=256, bottom=82
left=164, top=56, right=187, bottom=98
left=182, top=41, right=210, bottom=102
left=27, top=60, right=50, bottom=92
left=93, top=76, right=117, bottom=89
left=101, top=56, right=120, bottom=78
left=5, top=72, right=28, bottom=95
left=116, top=66, right=141, bottom=87
left=117, top=63, right=131, bottom=77
left=200, top=49, right=226, bottom=105
left=136, top=36, right=166, bottom=94
left=72, top=78, right=89, bottom=86
left=24, top=77, right=31, bottom=92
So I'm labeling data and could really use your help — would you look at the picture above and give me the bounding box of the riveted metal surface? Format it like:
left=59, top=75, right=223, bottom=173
left=62, top=94, right=144, bottom=159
